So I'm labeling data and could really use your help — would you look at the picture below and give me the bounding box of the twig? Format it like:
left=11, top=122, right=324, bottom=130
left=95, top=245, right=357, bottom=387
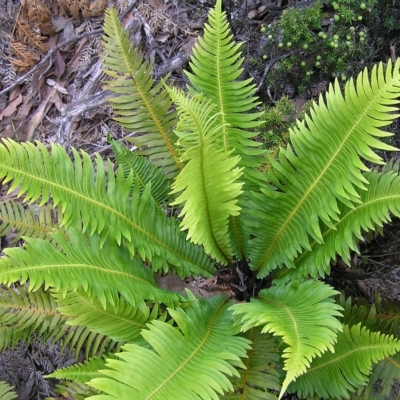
left=0, top=29, right=103, bottom=97
left=255, top=51, right=296, bottom=94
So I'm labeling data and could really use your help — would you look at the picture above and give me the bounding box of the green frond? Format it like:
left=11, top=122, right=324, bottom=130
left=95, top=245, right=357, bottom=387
left=0, top=381, right=17, bottom=400
left=0, top=200, right=63, bottom=243
left=88, top=296, right=251, bottom=399
left=277, top=161, right=400, bottom=282
left=48, top=355, right=109, bottom=383
left=250, top=59, right=400, bottom=278
left=0, top=139, right=215, bottom=277
left=101, top=8, right=182, bottom=176
left=53, top=289, right=159, bottom=343
left=168, top=88, right=244, bottom=264
left=185, top=0, right=264, bottom=173
left=289, top=323, right=400, bottom=399
left=357, top=352, right=400, bottom=400
left=0, top=284, right=66, bottom=350
left=231, top=280, right=343, bottom=399
left=0, top=285, right=117, bottom=358
left=110, top=138, right=169, bottom=204
left=53, top=381, right=99, bottom=400
left=0, top=229, right=183, bottom=308
left=223, top=328, right=281, bottom=400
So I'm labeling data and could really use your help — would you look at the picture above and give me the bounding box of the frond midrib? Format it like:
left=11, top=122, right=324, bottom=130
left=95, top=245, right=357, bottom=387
left=295, top=192, right=400, bottom=266
left=255, top=75, right=396, bottom=274
left=0, top=162, right=206, bottom=271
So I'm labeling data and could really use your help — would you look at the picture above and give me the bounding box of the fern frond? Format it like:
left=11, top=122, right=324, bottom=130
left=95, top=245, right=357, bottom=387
left=101, top=8, right=182, bottom=176
left=231, top=280, right=343, bottom=398
left=0, top=200, right=62, bottom=242
left=185, top=0, right=264, bottom=175
left=0, top=285, right=117, bottom=358
left=0, top=229, right=182, bottom=308
left=88, top=296, right=251, bottom=399
left=0, top=139, right=215, bottom=277
left=250, top=59, right=400, bottom=277
left=289, top=323, right=400, bottom=399
left=54, top=380, right=99, bottom=400
left=224, top=328, right=281, bottom=400
left=169, top=88, right=244, bottom=264
left=0, top=381, right=17, bottom=400
left=110, top=138, right=169, bottom=204
left=48, top=355, right=109, bottom=383
left=53, top=289, right=159, bottom=343
left=278, top=161, right=400, bottom=282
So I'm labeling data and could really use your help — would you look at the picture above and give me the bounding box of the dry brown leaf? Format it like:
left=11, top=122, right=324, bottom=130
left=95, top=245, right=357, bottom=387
left=0, top=94, right=23, bottom=121
left=90, top=0, right=107, bottom=16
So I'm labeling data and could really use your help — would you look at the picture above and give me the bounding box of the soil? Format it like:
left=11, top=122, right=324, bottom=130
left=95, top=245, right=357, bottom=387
left=0, top=0, right=399, bottom=398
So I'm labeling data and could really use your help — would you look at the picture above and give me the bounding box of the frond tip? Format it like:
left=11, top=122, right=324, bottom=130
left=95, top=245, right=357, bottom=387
left=231, top=280, right=343, bottom=399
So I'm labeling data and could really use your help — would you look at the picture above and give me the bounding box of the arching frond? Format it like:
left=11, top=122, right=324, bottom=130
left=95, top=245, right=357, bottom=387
left=224, top=328, right=281, bottom=400
left=0, top=139, right=215, bottom=277
left=289, top=323, right=400, bottom=399
left=88, top=296, right=251, bottom=399
left=110, top=138, right=169, bottom=205
left=101, top=8, right=182, bottom=176
left=0, top=285, right=117, bottom=358
left=169, top=88, right=243, bottom=264
left=185, top=0, right=264, bottom=175
left=231, top=280, right=343, bottom=399
left=48, top=355, right=109, bottom=383
left=250, top=59, right=400, bottom=277
left=0, top=229, right=182, bottom=308
left=0, top=381, right=17, bottom=400
left=53, top=290, right=159, bottom=343
left=277, top=161, right=400, bottom=282
left=0, top=200, right=63, bottom=243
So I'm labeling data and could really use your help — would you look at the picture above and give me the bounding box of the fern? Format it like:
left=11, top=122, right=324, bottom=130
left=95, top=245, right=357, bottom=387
left=223, top=328, right=281, bottom=400
left=101, top=8, right=182, bottom=177
left=168, top=88, right=244, bottom=264
left=231, top=280, right=343, bottom=397
left=250, top=60, right=400, bottom=278
left=0, top=0, right=399, bottom=398
left=53, top=289, right=160, bottom=343
left=0, top=140, right=214, bottom=277
left=0, top=285, right=117, bottom=358
left=288, top=323, right=400, bottom=398
left=0, top=229, right=182, bottom=308
left=88, top=296, right=251, bottom=399
left=0, top=381, right=17, bottom=400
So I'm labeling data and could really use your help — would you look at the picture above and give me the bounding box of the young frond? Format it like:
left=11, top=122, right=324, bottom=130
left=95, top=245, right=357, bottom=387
left=0, top=139, right=215, bottom=277
left=0, top=229, right=182, bottom=309
left=88, top=296, right=251, bottom=399
left=169, top=88, right=244, bottom=264
left=101, top=8, right=182, bottom=176
left=250, top=59, right=400, bottom=277
left=231, top=280, right=343, bottom=398
left=289, top=324, right=400, bottom=399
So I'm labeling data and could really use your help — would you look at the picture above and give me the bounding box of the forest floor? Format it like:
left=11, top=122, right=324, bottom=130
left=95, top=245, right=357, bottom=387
left=0, top=0, right=400, bottom=398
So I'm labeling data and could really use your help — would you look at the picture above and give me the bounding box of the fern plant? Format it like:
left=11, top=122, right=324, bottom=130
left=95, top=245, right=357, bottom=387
left=0, top=1, right=400, bottom=398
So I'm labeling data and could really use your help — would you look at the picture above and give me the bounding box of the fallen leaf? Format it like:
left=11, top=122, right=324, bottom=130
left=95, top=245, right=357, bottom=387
left=0, top=94, right=23, bottom=121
